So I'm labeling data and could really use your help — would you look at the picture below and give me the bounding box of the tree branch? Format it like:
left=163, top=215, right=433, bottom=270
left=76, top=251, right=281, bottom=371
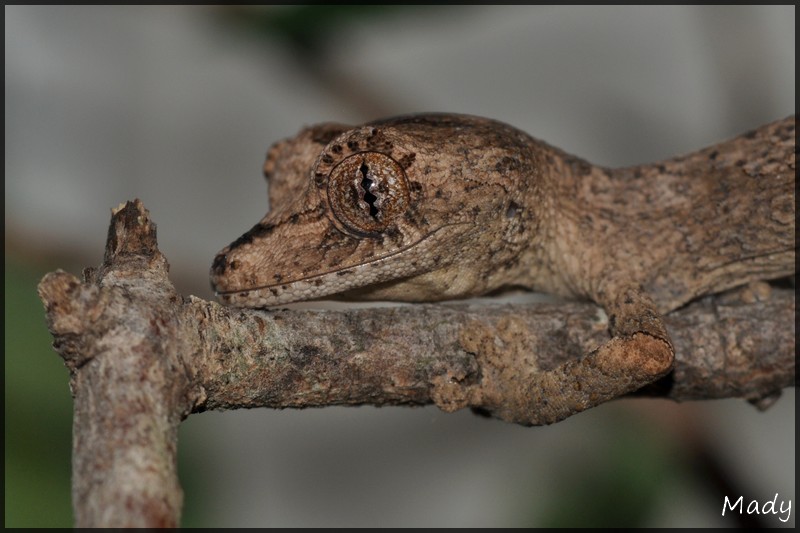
left=38, top=199, right=794, bottom=527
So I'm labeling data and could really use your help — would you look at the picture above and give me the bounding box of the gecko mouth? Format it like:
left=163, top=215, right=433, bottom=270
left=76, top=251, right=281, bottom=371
left=214, top=222, right=470, bottom=306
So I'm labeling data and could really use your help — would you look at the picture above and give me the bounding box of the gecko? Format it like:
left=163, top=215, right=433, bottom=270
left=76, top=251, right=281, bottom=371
left=210, top=113, right=795, bottom=423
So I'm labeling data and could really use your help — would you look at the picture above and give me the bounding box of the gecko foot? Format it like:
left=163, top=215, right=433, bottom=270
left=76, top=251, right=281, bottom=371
left=502, top=285, right=674, bottom=425
left=516, top=332, right=674, bottom=425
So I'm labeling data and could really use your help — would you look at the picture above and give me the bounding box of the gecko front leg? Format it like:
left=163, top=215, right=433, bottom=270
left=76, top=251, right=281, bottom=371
left=498, top=285, right=674, bottom=425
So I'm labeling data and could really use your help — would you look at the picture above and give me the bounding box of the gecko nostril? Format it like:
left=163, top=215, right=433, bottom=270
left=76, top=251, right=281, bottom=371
left=506, top=201, right=520, bottom=219
left=359, top=163, right=379, bottom=218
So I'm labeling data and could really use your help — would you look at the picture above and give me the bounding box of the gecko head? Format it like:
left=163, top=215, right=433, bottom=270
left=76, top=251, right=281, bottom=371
left=210, top=114, right=536, bottom=307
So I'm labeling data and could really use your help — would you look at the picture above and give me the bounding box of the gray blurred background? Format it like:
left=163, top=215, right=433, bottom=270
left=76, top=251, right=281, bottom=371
left=5, top=5, right=794, bottom=527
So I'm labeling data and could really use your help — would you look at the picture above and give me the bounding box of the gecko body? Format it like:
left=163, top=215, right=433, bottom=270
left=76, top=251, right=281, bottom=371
left=211, top=113, right=793, bottom=312
left=209, top=113, right=794, bottom=424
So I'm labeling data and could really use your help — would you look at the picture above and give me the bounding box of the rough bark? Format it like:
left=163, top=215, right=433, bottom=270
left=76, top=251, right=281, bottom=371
left=38, top=199, right=794, bottom=527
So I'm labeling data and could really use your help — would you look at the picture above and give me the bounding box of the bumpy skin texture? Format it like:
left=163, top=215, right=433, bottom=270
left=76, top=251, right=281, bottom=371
left=210, top=113, right=795, bottom=422
left=212, top=115, right=556, bottom=306
left=211, top=113, right=794, bottom=311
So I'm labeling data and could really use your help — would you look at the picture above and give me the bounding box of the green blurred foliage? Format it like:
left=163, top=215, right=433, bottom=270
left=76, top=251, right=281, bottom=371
left=224, top=6, right=403, bottom=41
left=4, top=259, right=73, bottom=527
left=531, top=414, right=685, bottom=527
left=221, top=5, right=441, bottom=52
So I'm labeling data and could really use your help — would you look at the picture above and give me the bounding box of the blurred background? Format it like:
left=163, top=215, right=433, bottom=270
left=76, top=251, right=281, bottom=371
left=5, top=5, right=795, bottom=527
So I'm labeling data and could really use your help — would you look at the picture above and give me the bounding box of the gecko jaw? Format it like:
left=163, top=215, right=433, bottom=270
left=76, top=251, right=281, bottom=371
left=215, top=222, right=471, bottom=307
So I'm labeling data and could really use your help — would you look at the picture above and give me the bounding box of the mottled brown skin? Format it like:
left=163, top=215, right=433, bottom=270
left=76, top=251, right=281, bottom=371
left=551, top=118, right=795, bottom=314
left=210, top=113, right=795, bottom=423
left=211, top=115, right=559, bottom=306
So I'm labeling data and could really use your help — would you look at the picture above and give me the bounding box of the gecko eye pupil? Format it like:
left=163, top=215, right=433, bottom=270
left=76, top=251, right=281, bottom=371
left=359, top=163, right=380, bottom=218
left=327, top=152, right=410, bottom=237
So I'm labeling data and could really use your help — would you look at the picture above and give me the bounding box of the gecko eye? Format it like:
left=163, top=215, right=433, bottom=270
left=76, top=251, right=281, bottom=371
left=327, top=152, right=410, bottom=236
